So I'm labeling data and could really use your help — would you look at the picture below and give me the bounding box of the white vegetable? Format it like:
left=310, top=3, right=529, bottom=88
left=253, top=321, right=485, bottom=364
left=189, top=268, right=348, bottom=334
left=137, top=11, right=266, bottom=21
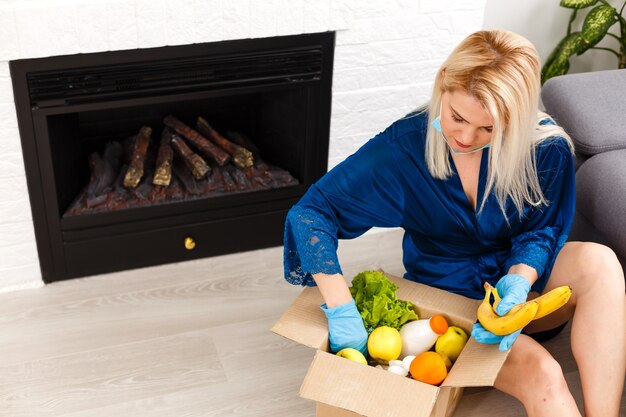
left=388, top=360, right=404, bottom=368
left=388, top=365, right=409, bottom=377
left=401, top=355, right=416, bottom=370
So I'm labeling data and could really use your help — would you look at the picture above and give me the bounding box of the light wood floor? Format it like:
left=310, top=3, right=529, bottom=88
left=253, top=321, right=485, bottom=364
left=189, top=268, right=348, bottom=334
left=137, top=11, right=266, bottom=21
left=0, top=229, right=623, bottom=416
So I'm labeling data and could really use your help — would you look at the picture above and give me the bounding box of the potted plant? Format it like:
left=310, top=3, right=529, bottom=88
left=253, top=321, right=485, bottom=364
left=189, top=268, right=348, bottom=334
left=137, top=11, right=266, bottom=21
left=541, top=0, right=626, bottom=84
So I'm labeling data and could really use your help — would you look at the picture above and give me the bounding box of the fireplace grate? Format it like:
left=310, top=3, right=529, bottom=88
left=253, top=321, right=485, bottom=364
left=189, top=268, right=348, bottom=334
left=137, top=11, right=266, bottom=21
left=27, top=47, right=323, bottom=108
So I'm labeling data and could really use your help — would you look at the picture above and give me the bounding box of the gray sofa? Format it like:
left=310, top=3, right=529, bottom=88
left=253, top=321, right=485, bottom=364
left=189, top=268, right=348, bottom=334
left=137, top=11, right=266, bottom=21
left=541, top=69, right=626, bottom=266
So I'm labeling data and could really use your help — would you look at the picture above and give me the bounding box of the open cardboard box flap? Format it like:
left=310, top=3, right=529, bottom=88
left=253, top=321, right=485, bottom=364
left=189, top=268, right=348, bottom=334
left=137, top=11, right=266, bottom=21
left=442, top=337, right=509, bottom=387
left=271, top=285, right=329, bottom=351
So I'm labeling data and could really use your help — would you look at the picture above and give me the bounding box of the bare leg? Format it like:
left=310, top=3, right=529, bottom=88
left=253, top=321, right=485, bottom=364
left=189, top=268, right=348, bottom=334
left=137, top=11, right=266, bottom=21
left=524, top=242, right=626, bottom=417
left=495, top=335, right=581, bottom=416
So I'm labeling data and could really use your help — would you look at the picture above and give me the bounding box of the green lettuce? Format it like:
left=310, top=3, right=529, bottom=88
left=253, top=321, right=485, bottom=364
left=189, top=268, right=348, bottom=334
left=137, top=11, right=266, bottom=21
left=349, top=270, right=418, bottom=333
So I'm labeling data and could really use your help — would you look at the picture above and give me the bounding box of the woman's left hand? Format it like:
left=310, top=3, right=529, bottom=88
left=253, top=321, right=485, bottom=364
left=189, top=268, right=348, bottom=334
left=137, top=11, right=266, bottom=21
left=471, top=322, right=522, bottom=351
left=494, top=273, right=532, bottom=315
left=472, top=273, right=532, bottom=351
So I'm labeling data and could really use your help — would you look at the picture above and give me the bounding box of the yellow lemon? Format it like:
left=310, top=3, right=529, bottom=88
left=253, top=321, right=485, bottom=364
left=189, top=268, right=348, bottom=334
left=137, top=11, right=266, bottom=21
left=367, top=326, right=402, bottom=365
left=336, top=348, right=368, bottom=365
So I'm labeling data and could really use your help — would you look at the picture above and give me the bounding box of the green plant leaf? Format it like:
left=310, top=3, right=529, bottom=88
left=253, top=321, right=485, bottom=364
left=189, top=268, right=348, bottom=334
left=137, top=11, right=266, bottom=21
left=559, top=0, right=598, bottom=9
left=542, top=54, right=571, bottom=84
left=541, top=33, right=583, bottom=84
left=578, top=4, right=619, bottom=53
left=560, top=32, right=586, bottom=55
left=543, top=35, right=569, bottom=70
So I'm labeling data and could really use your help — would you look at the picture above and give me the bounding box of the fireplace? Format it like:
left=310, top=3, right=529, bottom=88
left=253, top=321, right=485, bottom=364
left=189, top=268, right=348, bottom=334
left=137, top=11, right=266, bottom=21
left=10, top=32, right=334, bottom=283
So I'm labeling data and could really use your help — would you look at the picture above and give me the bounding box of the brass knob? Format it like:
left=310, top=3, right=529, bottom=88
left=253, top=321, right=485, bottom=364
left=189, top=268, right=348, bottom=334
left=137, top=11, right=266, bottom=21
left=184, top=237, right=196, bottom=250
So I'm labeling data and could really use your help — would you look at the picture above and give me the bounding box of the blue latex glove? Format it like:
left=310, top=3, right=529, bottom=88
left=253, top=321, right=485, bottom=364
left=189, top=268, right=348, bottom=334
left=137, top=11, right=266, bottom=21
left=472, top=274, right=531, bottom=351
left=320, top=299, right=368, bottom=355
left=494, top=273, right=532, bottom=316
left=472, top=322, right=523, bottom=352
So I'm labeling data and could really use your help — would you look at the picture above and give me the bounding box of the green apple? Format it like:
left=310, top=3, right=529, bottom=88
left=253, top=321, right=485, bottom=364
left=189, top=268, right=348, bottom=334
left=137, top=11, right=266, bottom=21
left=435, top=326, right=468, bottom=363
left=336, top=348, right=367, bottom=364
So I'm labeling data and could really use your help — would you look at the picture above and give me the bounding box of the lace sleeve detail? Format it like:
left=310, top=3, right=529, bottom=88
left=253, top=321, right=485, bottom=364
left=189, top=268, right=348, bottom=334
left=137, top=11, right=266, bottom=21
left=281, top=120, right=411, bottom=286
left=505, top=227, right=569, bottom=293
left=506, top=227, right=556, bottom=279
left=283, top=205, right=343, bottom=286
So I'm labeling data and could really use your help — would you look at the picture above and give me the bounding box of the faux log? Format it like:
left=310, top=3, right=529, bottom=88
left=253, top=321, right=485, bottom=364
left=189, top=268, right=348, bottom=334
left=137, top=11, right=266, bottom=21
left=85, top=153, right=107, bottom=207
left=227, top=165, right=251, bottom=190
left=206, top=160, right=224, bottom=192
left=229, top=130, right=300, bottom=188
left=227, top=130, right=275, bottom=182
left=221, top=166, right=237, bottom=192
left=148, top=183, right=169, bottom=203
left=167, top=128, right=210, bottom=180
left=226, top=130, right=260, bottom=155
left=132, top=156, right=156, bottom=202
left=87, top=141, right=123, bottom=198
left=163, top=115, right=230, bottom=166
left=133, top=182, right=153, bottom=202
left=153, top=131, right=174, bottom=186
left=123, top=126, right=152, bottom=189
left=196, top=117, right=254, bottom=169
left=173, top=158, right=204, bottom=195
left=167, top=176, right=185, bottom=201
left=114, top=163, right=129, bottom=192
left=268, top=167, right=300, bottom=188
left=244, top=166, right=272, bottom=189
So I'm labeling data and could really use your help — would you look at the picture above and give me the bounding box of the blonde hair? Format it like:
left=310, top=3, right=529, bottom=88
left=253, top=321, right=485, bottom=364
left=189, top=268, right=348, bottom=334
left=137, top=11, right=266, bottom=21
left=424, top=30, right=574, bottom=217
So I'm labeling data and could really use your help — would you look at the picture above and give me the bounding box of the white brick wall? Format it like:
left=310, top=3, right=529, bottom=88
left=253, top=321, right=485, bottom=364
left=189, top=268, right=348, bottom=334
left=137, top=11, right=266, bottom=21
left=0, top=0, right=486, bottom=292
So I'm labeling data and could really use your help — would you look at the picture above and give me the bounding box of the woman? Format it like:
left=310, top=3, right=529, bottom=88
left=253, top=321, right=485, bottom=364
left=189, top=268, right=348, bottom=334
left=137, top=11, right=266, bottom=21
left=283, top=30, right=625, bottom=417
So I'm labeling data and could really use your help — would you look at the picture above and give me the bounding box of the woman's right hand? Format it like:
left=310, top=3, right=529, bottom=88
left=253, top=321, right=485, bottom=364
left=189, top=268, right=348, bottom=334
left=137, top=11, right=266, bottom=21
left=321, top=299, right=368, bottom=354
left=313, top=272, right=368, bottom=354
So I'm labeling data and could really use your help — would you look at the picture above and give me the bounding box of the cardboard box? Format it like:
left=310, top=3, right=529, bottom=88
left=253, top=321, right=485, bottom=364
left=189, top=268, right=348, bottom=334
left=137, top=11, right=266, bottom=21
left=272, top=272, right=511, bottom=417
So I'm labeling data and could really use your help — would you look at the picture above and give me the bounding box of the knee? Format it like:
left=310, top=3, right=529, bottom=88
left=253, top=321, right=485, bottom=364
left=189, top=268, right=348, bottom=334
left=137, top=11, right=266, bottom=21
left=570, top=242, right=624, bottom=293
left=523, top=355, right=569, bottom=403
left=496, top=338, right=570, bottom=406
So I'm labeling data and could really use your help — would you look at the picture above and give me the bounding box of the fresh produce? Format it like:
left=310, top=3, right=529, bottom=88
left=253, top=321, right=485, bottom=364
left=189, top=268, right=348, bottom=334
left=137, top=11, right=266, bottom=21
left=399, top=315, right=448, bottom=358
left=409, top=351, right=448, bottom=385
left=477, top=283, right=538, bottom=336
left=493, top=285, right=572, bottom=320
left=439, top=353, right=452, bottom=371
left=350, top=271, right=418, bottom=333
left=387, top=360, right=409, bottom=377
left=477, top=283, right=573, bottom=337
left=336, top=348, right=368, bottom=365
left=367, top=326, right=403, bottom=365
left=435, top=326, right=468, bottom=363
left=401, top=355, right=416, bottom=370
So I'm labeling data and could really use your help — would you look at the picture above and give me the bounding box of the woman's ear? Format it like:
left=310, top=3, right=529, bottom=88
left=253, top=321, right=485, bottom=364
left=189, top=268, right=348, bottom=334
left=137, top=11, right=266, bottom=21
left=441, top=69, right=446, bottom=78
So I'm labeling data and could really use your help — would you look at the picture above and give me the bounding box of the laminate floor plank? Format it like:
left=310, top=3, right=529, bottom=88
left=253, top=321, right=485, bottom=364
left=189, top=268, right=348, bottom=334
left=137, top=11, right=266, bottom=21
left=56, top=373, right=315, bottom=417
left=0, top=272, right=300, bottom=366
left=0, top=330, right=226, bottom=417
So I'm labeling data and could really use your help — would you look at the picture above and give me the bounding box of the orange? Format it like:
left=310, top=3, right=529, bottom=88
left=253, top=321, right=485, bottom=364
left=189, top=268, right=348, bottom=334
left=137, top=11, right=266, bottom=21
left=409, top=351, right=448, bottom=385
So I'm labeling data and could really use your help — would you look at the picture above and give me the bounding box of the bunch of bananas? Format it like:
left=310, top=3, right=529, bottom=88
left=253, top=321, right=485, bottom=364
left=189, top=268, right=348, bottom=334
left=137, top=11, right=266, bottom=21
left=477, top=282, right=572, bottom=336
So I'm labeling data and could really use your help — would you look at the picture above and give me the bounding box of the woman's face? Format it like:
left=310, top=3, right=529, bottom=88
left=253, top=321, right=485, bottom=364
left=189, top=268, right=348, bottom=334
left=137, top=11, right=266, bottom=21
left=440, top=90, right=494, bottom=153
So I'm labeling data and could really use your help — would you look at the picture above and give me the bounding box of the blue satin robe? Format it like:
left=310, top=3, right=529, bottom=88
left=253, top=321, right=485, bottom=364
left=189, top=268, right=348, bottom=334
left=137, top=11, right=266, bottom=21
left=283, top=111, right=576, bottom=299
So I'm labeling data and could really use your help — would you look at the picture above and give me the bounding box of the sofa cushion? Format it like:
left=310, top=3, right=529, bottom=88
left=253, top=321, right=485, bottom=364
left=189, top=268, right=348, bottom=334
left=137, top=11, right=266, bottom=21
left=541, top=69, right=626, bottom=157
left=575, top=149, right=626, bottom=260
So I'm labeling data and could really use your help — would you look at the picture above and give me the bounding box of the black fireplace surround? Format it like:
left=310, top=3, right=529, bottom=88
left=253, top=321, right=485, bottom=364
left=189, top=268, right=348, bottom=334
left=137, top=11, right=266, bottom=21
left=10, top=32, right=334, bottom=283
